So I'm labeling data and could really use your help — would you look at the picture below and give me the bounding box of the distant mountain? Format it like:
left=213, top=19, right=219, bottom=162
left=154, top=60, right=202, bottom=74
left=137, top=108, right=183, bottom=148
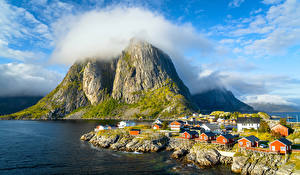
left=249, top=103, right=300, bottom=112
left=192, top=88, right=254, bottom=113
left=0, top=96, right=42, bottom=115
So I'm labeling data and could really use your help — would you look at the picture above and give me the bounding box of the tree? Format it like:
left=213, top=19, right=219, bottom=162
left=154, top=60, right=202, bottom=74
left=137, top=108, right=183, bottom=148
left=231, top=112, right=241, bottom=119
left=162, top=121, right=169, bottom=130
left=279, top=118, right=287, bottom=126
left=259, top=120, right=270, bottom=133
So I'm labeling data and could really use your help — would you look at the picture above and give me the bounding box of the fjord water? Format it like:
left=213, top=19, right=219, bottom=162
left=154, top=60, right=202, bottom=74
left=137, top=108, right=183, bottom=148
left=0, top=120, right=234, bottom=175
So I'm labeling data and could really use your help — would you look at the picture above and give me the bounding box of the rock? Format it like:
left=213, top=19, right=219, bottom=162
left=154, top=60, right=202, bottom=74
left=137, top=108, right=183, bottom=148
left=80, top=132, right=95, bottom=141
left=231, top=156, right=248, bottom=173
left=171, top=149, right=187, bottom=159
left=276, top=164, right=294, bottom=175
left=186, top=148, right=221, bottom=167
left=219, top=156, right=233, bottom=165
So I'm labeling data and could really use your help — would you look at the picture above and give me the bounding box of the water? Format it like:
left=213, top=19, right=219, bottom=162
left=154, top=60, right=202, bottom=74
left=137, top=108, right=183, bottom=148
left=0, top=120, right=235, bottom=175
left=267, top=112, right=300, bottom=122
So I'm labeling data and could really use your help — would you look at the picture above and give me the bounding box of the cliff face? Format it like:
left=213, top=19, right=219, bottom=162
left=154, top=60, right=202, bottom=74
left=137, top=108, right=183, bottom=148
left=192, top=88, right=254, bottom=113
left=8, top=39, right=193, bottom=119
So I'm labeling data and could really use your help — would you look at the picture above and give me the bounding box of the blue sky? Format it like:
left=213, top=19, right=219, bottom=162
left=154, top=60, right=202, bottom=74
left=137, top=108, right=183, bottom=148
left=0, top=0, right=300, bottom=106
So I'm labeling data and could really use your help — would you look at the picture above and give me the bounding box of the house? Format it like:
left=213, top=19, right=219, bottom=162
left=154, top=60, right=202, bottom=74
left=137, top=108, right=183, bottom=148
left=271, top=124, right=289, bottom=137
left=215, top=134, right=235, bottom=144
left=269, top=138, right=292, bottom=154
left=217, top=118, right=225, bottom=123
left=153, top=118, right=162, bottom=125
left=237, top=117, right=260, bottom=132
left=196, top=132, right=216, bottom=142
left=238, top=135, right=260, bottom=148
left=180, top=130, right=198, bottom=139
left=129, top=129, right=141, bottom=136
left=170, top=120, right=184, bottom=131
left=179, top=116, right=189, bottom=120
left=201, top=123, right=222, bottom=134
left=94, top=125, right=105, bottom=132
left=118, top=121, right=136, bottom=128
left=153, top=124, right=162, bottom=130
left=190, top=127, right=205, bottom=135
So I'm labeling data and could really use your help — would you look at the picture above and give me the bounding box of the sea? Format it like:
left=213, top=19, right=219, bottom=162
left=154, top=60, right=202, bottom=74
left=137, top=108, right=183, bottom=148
left=267, top=112, right=300, bottom=123
left=0, top=120, right=235, bottom=175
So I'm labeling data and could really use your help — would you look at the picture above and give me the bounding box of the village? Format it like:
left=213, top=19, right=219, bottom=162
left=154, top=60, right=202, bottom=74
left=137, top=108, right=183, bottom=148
left=93, top=111, right=299, bottom=155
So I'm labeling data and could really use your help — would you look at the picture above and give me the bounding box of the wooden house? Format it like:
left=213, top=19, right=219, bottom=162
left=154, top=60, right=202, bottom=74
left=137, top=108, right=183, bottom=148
left=271, top=124, right=289, bottom=137
left=269, top=138, right=292, bottom=154
left=170, top=120, right=184, bottom=131
left=237, top=117, right=260, bottom=132
left=215, top=134, right=235, bottom=144
left=129, top=129, right=141, bottom=136
left=196, top=132, right=216, bottom=142
left=153, top=124, right=162, bottom=130
left=180, top=130, right=198, bottom=139
left=238, top=135, right=260, bottom=148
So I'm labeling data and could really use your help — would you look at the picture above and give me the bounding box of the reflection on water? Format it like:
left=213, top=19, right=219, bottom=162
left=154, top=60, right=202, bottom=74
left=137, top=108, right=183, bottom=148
left=0, top=120, right=235, bottom=175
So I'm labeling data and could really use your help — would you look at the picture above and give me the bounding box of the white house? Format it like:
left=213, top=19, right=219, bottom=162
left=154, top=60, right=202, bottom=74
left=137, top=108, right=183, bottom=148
left=153, top=118, right=162, bottom=125
left=201, top=123, right=222, bottom=134
left=237, top=117, right=260, bottom=132
left=118, top=121, right=136, bottom=129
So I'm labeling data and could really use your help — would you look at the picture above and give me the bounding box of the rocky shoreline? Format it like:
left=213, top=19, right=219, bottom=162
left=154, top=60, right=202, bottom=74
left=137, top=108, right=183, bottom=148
left=81, top=130, right=298, bottom=175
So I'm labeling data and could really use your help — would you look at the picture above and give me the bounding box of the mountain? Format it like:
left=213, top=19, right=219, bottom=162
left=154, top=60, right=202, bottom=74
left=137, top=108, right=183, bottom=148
left=5, top=39, right=193, bottom=120
left=0, top=96, right=42, bottom=115
left=249, top=103, right=300, bottom=112
left=192, top=88, right=254, bottom=113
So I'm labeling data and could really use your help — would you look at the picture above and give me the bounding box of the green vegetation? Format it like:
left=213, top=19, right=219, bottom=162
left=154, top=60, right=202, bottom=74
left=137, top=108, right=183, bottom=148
left=259, top=120, right=270, bottom=132
left=82, top=98, right=125, bottom=119
left=280, top=118, right=287, bottom=126
left=240, top=129, right=277, bottom=141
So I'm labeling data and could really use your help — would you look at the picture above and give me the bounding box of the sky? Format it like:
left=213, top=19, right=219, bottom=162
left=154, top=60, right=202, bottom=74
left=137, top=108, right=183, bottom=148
left=0, top=0, right=300, bottom=106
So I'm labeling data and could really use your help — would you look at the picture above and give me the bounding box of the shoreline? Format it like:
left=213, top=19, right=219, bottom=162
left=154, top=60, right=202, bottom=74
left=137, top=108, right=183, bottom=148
left=80, top=129, right=297, bottom=175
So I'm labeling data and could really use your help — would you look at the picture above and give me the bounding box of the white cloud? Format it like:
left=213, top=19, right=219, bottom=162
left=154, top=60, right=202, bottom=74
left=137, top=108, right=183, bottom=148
left=229, top=0, right=245, bottom=7
left=262, top=0, right=284, bottom=4
left=244, top=94, right=295, bottom=105
left=0, top=63, right=63, bottom=97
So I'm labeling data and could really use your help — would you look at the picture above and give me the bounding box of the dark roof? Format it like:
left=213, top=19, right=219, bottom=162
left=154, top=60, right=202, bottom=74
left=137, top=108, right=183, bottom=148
left=277, top=138, right=292, bottom=146
left=220, top=134, right=234, bottom=140
left=203, top=132, right=216, bottom=137
left=130, top=129, right=141, bottom=131
left=202, top=123, right=221, bottom=131
left=185, top=130, right=198, bottom=135
left=245, top=135, right=260, bottom=142
left=237, top=117, right=260, bottom=124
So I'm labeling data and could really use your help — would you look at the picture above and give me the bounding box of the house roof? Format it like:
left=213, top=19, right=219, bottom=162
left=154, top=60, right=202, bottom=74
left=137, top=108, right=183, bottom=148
left=237, top=117, right=260, bottom=124
left=271, top=124, right=288, bottom=130
left=171, top=120, right=184, bottom=125
left=220, top=134, right=234, bottom=140
left=186, top=130, right=198, bottom=135
left=244, top=135, right=260, bottom=142
left=272, top=138, right=292, bottom=146
left=201, top=123, right=220, bottom=131
left=202, top=132, right=216, bottom=137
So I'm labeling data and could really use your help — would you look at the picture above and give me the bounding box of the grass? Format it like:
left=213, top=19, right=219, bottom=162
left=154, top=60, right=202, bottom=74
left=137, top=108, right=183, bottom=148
left=240, top=129, right=275, bottom=142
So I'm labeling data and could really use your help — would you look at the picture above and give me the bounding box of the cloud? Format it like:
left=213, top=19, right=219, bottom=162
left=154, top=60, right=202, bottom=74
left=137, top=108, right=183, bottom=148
left=244, top=94, right=296, bottom=105
left=50, top=6, right=218, bottom=94
left=262, top=0, right=284, bottom=4
left=228, top=0, right=245, bottom=7
left=0, top=63, right=63, bottom=97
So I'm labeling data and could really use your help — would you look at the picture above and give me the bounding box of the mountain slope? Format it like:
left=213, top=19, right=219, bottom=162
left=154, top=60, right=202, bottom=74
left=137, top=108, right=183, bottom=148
left=249, top=103, right=300, bottom=112
left=5, top=40, right=193, bottom=120
left=192, top=88, right=254, bottom=113
left=0, top=96, right=42, bottom=115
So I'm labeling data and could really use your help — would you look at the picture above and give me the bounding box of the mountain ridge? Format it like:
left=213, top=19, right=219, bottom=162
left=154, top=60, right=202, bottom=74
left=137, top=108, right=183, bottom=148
left=2, top=40, right=253, bottom=120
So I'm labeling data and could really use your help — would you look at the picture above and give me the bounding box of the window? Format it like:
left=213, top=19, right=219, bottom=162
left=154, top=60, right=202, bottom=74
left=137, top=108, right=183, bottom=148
left=272, top=146, right=275, bottom=151
left=281, top=146, right=286, bottom=151
left=223, top=139, right=226, bottom=143
left=239, top=142, right=243, bottom=146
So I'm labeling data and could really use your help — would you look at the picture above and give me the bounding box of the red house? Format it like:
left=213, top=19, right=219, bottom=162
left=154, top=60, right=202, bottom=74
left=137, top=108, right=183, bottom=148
left=269, top=138, right=292, bottom=154
left=238, top=135, right=260, bottom=148
left=215, top=134, right=235, bottom=144
left=129, top=129, right=141, bottom=136
left=271, top=124, right=289, bottom=137
left=153, top=124, right=162, bottom=130
left=170, top=120, right=184, bottom=131
left=181, top=131, right=198, bottom=139
left=196, top=132, right=216, bottom=142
